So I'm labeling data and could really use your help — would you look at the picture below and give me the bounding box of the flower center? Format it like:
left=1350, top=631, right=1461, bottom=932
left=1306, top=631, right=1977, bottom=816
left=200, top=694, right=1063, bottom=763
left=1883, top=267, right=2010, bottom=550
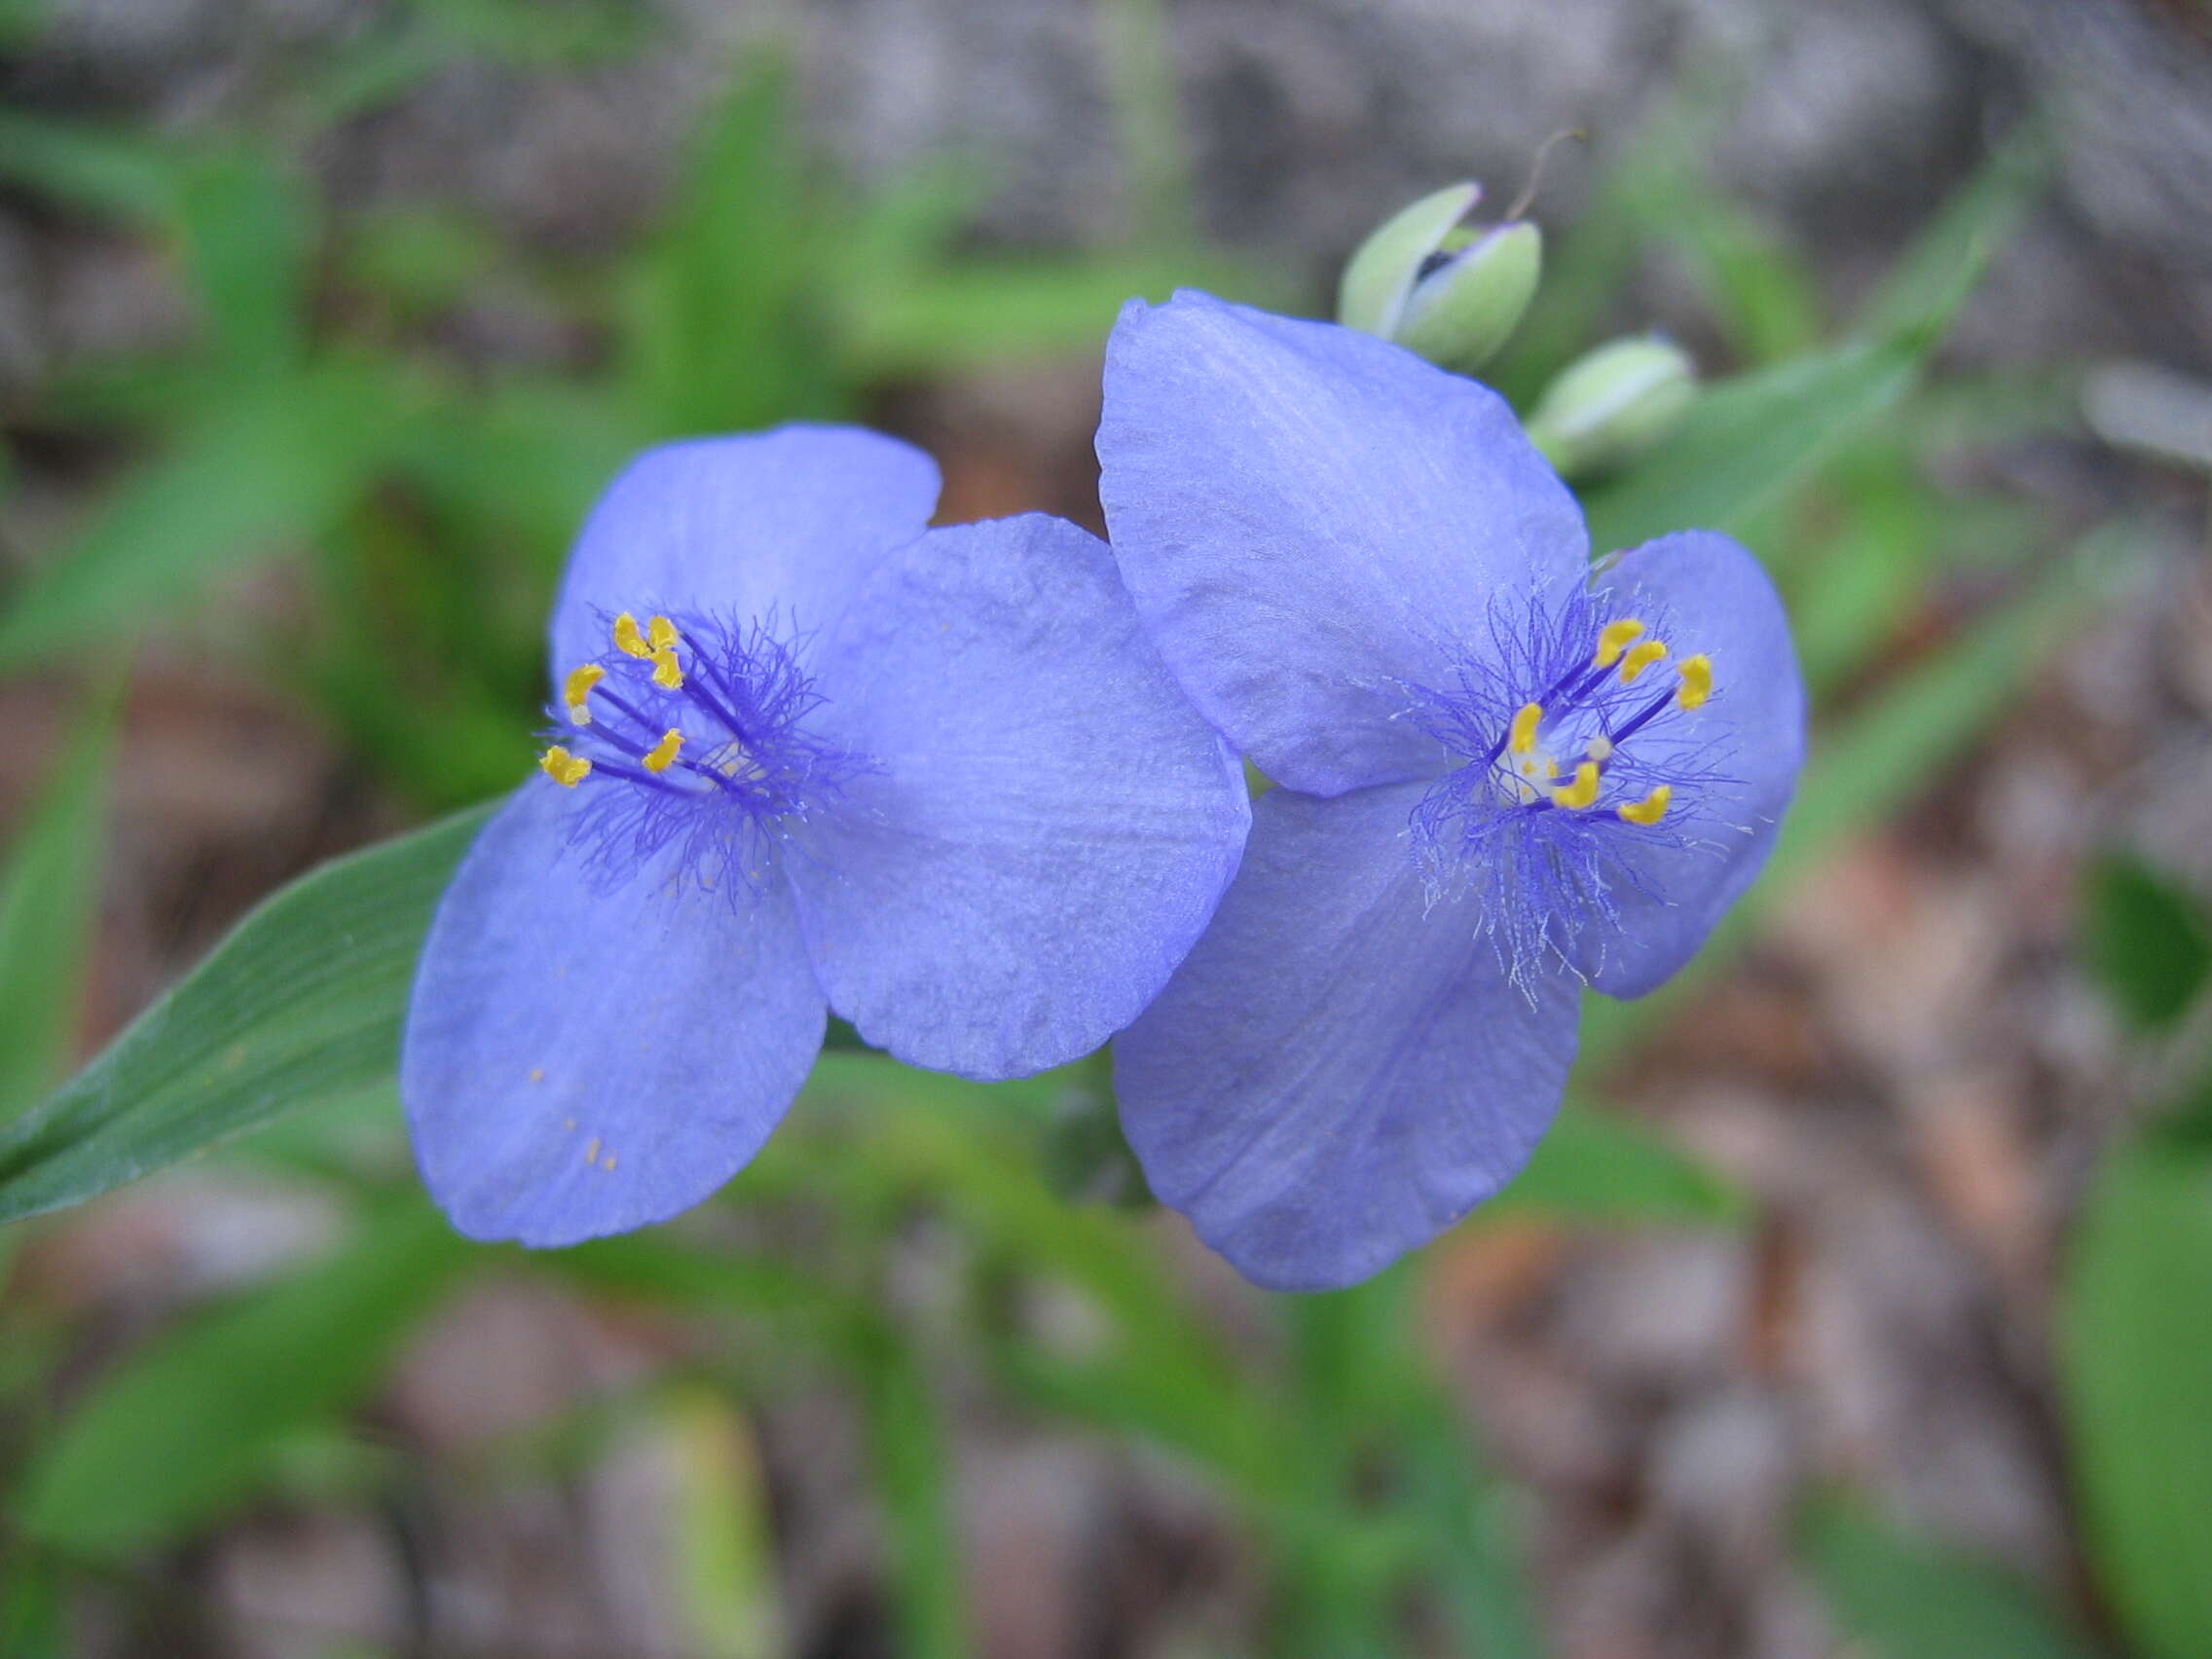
left=537, top=608, right=868, bottom=900
left=1405, top=585, right=1736, bottom=986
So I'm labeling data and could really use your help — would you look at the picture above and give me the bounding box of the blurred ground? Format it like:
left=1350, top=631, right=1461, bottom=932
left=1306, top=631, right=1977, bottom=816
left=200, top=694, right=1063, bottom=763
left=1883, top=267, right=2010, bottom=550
left=4, top=1, right=2211, bottom=1656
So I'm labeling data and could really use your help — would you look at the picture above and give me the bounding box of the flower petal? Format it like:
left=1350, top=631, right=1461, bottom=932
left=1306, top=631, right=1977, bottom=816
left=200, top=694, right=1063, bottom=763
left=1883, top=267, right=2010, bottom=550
left=1581, top=530, right=1806, bottom=999
left=402, top=782, right=826, bottom=1244
left=548, top=425, right=940, bottom=682
left=786, top=513, right=1251, bottom=1080
left=1096, top=290, right=1590, bottom=795
left=1114, top=782, right=1578, bottom=1291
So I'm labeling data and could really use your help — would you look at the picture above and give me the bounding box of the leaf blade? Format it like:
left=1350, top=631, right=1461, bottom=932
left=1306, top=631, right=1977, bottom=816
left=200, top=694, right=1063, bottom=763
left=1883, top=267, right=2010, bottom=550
left=0, top=701, right=115, bottom=1124
left=0, top=805, right=489, bottom=1225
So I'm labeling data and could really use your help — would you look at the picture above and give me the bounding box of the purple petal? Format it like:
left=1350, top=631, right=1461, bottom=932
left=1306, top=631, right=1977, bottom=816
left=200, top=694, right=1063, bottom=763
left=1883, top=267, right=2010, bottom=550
left=786, top=513, right=1250, bottom=1080
left=1114, top=782, right=1579, bottom=1291
left=1096, top=291, right=1590, bottom=796
left=1581, top=530, right=1806, bottom=998
left=402, top=782, right=826, bottom=1244
left=548, top=425, right=940, bottom=682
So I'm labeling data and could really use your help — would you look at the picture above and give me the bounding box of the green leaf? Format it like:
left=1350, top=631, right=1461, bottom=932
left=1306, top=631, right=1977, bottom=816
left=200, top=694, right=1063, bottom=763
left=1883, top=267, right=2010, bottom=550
left=1858, top=127, right=2046, bottom=343
left=2062, top=1140, right=2212, bottom=1659
left=842, top=252, right=1275, bottom=378
left=1801, top=1497, right=2093, bottom=1659
left=0, top=110, right=185, bottom=221
left=1574, top=130, right=2041, bottom=556
left=0, top=364, right=403, bottom=670
left=1649, top=185, right=1825, bottom=364
left=172, top=147, right=315, bottom=379
left=1491, top=1100, right=1746, bottom=1226
left=0, top=700, right=114, bottom=1123
left=14, top=1198, right=469, bottom=1555
left=1579, top=335, right=1920, bottom=554
left=2083, top=852, right=2212, bottom=1032
left=621, top=55, right=833, bottom=437
left=0, top=807, right=488, bottom=1227
left=854, top=1315, right=971, bottom=1659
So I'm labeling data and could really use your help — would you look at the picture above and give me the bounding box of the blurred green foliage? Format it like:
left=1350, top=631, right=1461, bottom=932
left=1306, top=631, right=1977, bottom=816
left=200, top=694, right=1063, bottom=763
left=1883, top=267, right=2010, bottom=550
left=2083, top=854, right=2212, bottom=1033
left=0, top=6, right=2176, bottom=1653
left=1801, top=1499, right=2095, bottom=1659
left=2063, top=861, right=2212, bottom=1659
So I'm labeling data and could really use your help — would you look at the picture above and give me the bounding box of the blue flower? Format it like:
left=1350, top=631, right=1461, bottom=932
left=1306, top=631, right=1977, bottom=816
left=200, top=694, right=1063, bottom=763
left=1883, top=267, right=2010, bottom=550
left=1095, top=293, right=1805, bottom=1291
left=403, top=425, right=1250, bottom=1245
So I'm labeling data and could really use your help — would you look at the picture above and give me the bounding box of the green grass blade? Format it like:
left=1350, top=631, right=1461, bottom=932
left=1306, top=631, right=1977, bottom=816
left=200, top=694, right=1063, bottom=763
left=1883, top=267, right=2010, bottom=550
left=2061, top=1140, right=2212, bottom=1659
left=1578, top=335, right=1920, bottom=554
left=853, top=1314, right=971, bottom=1659
left=841, top=252, right=1279, bottom=377
left=172, top=147, right=315, bottom=379
left=14, top=1198, right=469, bottom=1556
left=0, top=110, right=184, bottom=220
left=1802, top=1498, right=2093, bottom=1659
left=621, top=54, right=830, bottom=437
left=1858, top=127, right=2046, bottom=343
left=0, top=700, right=114, bottom=1124
left=0, top=806, right=489, bottom=1226
left=0, top=365, right=403, bottom=670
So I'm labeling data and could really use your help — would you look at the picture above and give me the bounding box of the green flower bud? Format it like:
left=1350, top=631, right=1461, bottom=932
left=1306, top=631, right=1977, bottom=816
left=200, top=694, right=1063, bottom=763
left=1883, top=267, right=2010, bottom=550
left=1523, top=336, right=1697, bottom=480
left=1337, top=183, right=1542, bottom=373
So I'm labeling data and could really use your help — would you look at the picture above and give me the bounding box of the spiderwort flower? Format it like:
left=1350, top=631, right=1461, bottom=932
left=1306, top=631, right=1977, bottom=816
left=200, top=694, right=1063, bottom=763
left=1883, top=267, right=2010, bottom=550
left=402, top=425, right=1249, bottom=1245
left=1096, top=293, right=1804, bottom=1292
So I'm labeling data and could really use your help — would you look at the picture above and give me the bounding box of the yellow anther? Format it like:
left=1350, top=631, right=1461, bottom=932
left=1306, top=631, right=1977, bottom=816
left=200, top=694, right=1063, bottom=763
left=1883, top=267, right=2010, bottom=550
left=562, top=663, right=604, bottom=723
left=611, top=612, right=652, bottom=658
left=1594, top=618, right=1646, bottom=669
left=643, top=727, right=684, bottom=774
left=1508, top=701, right=1544, bottom=756
left=1551, top=760, right=1602, bottom=810
left=1619, top=640, right=1669, bottom=684
left=649, top=645, right=683, bottom=689
left=647, top=614, right=679, bottom=652
left=539, top=745, right=591, bottom=788
left=1617, top=784, right=1674, bottom=827
left=1675, top=653, right=1712, bottom=711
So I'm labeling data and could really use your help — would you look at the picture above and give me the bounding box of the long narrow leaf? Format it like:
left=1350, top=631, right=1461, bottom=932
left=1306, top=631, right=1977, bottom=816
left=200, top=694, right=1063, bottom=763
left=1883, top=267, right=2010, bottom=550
left=0, top=365, right=403, bottom=670
left=1579, top=335, right=1919, bottom=554
left=2061, top=1141, right=2212, bottom=1659
left=0, top=806, right=488, bottom=1225
left=0, top=702, right=114, bottom=1123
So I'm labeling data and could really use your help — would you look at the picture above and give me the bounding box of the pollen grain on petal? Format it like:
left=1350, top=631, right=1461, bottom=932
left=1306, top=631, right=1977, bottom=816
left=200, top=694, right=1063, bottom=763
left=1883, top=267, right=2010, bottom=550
left=1618, top=639, right=1669, bottom=684
left=1593, top=617, right=1645, bottom=669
